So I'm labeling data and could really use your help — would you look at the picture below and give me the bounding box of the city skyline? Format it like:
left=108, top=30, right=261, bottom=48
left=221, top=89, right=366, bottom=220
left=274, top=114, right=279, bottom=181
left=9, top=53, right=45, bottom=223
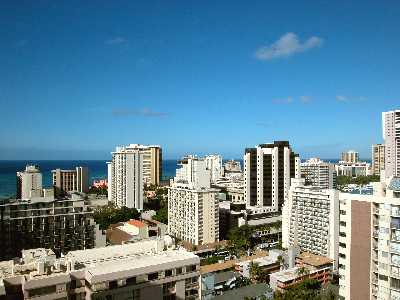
left=1, top=1, right=400, bottom=160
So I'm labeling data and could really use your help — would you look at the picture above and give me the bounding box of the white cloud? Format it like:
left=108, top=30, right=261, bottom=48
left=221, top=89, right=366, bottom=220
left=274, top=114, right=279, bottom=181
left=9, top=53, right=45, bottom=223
left=300, top=95, right=312, bottom=103
left=112, top=108, right=168, bottom=117
left=105, top=37, right=128, bottom=45
left=255, top=32, right=323, bottom=60
left=272, top=97, right=293, bottom=104
left=336, top=95, right=347, bottom=102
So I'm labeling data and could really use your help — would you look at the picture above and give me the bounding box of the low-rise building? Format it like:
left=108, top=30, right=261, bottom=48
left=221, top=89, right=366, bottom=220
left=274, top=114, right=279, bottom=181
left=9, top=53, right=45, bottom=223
left=0, top=237, right=200, bottom=300
left=235, top=249, right=282, bottom=280
left=269, top=253, right=333, bottom=293
left=335, top=161, right=372, bottom=177
left=106, top=219, right=149, bottom=245
left=300, top=158, right=336, bottom=189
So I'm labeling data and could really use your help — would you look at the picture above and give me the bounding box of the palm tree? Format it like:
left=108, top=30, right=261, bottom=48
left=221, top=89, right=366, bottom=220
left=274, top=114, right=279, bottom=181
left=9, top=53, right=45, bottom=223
left=249, top=261, right=261, bottom=282
left=296, top=266, right=309, bottom=277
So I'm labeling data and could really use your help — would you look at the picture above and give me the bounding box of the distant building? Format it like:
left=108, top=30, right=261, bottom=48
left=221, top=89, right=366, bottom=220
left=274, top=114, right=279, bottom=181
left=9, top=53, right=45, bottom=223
left=204, top=155, right=223, bottom=183
left=52, top=166, right=89, bottom=193
left=0, top=193, right=103, bottom=260
left=107, top=145, right=144, bottom=210
left=372, top=144, right=385, bottom=176
left=300, top=158, right=336, bottom=189
left=282, top=178, right=339, bottom=269
left=168, top=156, right=219, bottom=246
left=382, top=110, right=400, bottom=178
left=335, top=161, right=372, bottom=177
left=341, top=150, right=359, bottom=163
left=0, top=237, right=200, bottom=300
left=92, top=179, right=108, bottom=187
left=244, top=141, right=300, bottom=212
left=16, top=165, right=42, bottom=199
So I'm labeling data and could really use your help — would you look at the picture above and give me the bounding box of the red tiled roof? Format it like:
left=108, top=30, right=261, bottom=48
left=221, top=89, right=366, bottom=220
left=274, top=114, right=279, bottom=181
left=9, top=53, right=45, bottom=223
left=128, top=219, right=146, bottom=228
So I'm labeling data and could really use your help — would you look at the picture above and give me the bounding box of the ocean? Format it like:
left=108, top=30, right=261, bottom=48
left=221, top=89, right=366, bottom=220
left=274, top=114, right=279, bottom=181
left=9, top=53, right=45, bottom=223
left=0, top=160, right=180, bottom=199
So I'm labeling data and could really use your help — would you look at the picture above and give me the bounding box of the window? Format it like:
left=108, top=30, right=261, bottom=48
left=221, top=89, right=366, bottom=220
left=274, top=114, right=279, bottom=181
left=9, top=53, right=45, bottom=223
left=109, top=281, right=118, bottom=289
left=187, top=265, right=197, bottom=272
left=176, top=267, right=183, bottom=275
left=165, top=269, right=173, bottom=277
left=148, top=272, right=159, bottom=280
left=126, top=277, right=136, bottom=285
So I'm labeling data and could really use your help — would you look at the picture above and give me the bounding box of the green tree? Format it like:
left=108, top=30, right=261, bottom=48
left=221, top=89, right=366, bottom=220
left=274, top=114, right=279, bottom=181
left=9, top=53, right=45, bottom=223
left=153, top=207, right=168, bottom=224
left=93, top=205, right=139, bottom=230
left=227, top=225, right=253, bottom=251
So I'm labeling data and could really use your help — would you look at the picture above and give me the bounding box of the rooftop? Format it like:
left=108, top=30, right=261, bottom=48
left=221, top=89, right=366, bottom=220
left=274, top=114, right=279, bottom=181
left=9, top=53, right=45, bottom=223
left=297, top=252, right=333, bottom=267
left=214, top=283, right=271, bottom=300
left=128, top=219, right=146, bottom=228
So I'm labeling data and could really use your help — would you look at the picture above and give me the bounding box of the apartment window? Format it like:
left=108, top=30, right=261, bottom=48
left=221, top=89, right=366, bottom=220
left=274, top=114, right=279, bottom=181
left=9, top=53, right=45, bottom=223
left=339, top=243, right=346, bottom=248
left=379, top=275, right=389, bottom=281
left=176, top=267, right=183, bottom=275
left=126, top=277, right=136, bottom=285
left=340, top=210, right=346, bottom=215
left=339, top=232, right=346, bottom=237
left=109, top=281, right=118, bottom=289
left=165, top=269, right=173, bottom=277
left=28, top=286, right=57, bottom=297
left=187, top=265, right=197, bottom=272
left=148, top=272, right=159, bottom=280
left=339, top=221, right=346, bottom=226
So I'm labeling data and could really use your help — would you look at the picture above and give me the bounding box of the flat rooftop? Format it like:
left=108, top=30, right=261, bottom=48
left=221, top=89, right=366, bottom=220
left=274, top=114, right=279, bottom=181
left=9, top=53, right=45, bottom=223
left=298, top=252, right=333, bottom=267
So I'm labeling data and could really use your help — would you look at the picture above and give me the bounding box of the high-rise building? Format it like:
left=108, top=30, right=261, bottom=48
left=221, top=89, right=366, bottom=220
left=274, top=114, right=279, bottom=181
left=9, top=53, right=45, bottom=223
left=372, top=144, right=385, bottom=176
left=0, top=193, right=103, bottom=260
left=338, top=179, right=400, bottom=300
left=0, top=238, right=200, bottom=300
left=204, top=154, right=223, bottom=183
left=52, top=166, right=89, bottom=193
left=282, top=178, right=339, bottom=269
left=168, top=156, right=219, bottom=245
left=244, top=141, right=300, bottom=212
left=383, top=110, right=400, bottom=178
left=341, top=150, right=359, bottom=163
left=16, top=165, right=43, bottom=199
left=107, top=146, right=144, bottom=210
left=300, top=158, right=337, bottom=189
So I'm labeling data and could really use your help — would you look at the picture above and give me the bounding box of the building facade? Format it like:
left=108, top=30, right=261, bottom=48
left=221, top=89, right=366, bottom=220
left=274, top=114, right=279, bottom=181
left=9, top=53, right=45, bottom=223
left=204, top=155, right=223, bottom=183
left=338, top=179, right=400, bottom=300
left=383, top=110, right=400, bottom=178
left=335, top=161, right=372, bottom=177
left=0, top=193, right=102, bottom=260
left=52, top=166, right=89, bottom=193
left=0, top=238, right=200, bottom=300
left=107, top=145, right=144, bottom=210
left=168, top=156, right=219, bottom=246
left=300, top=158, right=337, bottom=189
left=282, top=178, right=339, bottom=268
left=16, top=165, right=43, bottom=199
left=372, top=144, right=385, bottom=176
left=244, top=141, right=300, bottom=212
left=341, top=150, right=359, bottom=163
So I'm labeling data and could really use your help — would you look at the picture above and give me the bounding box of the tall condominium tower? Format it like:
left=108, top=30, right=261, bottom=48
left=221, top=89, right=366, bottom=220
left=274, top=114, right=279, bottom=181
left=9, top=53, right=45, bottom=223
left=338, top=180, right=400, bottom=300
left=383, top=110, right=400, bottom=178
left=372, top=144, right=385, bottom=176
left=341, top=150, right=359, bottom=163
left=107, top=146, right=143, bottom=210
left=168, top=156, right=219, bottom=245
left=16, top=165, right=43, bottom=199
left=113, top=144, right=162, bottom=186
left=244, top=141, right=300, bottom=212
left=52, top=166, right=89, bottom=193
left=300, top=158, right=336, bottom=189
left=282, top=178, right=339, bottom=268
left=204, top=154, right=223, bottom=183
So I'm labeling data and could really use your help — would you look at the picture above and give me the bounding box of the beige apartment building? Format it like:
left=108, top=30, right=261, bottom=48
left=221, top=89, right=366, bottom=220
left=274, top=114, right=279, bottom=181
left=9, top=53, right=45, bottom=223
left=52, top=166, right=89, bottom=193
left=338, top=178, right=400, bottom=300
left=372, top=144, right=385, bottom=176
left=0, top=238, right=200, bottom=300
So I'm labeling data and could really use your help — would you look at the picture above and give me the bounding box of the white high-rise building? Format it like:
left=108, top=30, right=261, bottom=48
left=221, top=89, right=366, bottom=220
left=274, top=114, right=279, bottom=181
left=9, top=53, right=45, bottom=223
left=204, top=154, right=223, bottom=183
left=168, top=156, right=219, bottom=246
left=282, top=178, right=339, bottom=269
left=383, top=110, right=400, bottom=178
left=337, top=178, right=400, bottom=300
left=16, top=165, right=43, bottom=199
left=300, top=158, right=336, bottom=189
left=244, top=141, right=300, bottom=212
left=107, top=146, right=143, bottom=210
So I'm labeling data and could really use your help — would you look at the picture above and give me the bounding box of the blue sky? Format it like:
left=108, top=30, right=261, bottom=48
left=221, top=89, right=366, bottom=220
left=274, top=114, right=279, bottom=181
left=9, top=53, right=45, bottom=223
left=1, top=1, right=399, bottom=160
